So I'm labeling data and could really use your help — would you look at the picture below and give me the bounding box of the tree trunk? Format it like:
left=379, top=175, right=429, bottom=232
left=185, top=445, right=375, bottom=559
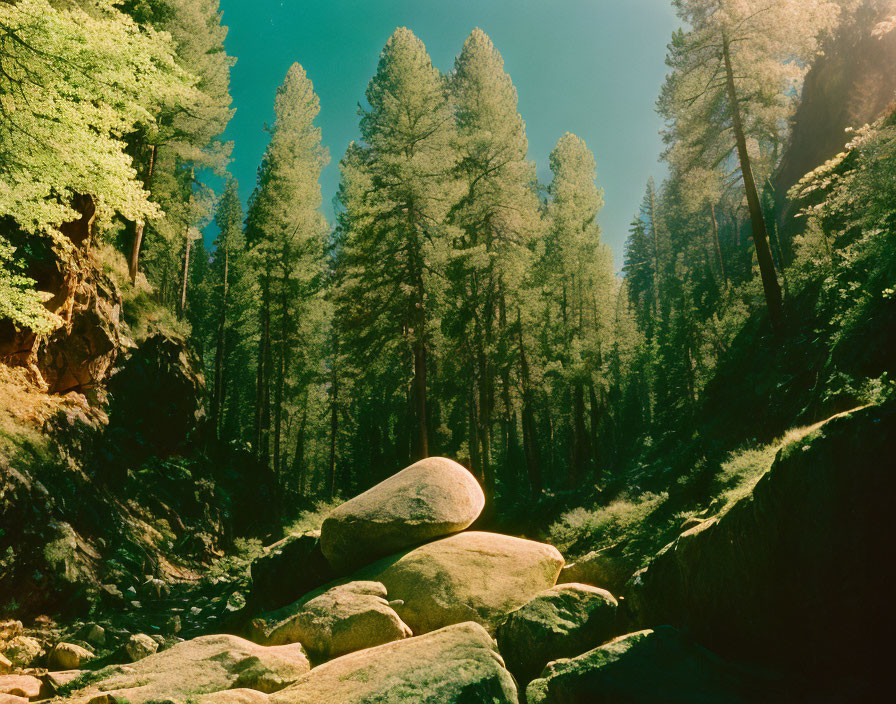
left=211, top=242, right=229, bottom=438
left=128, top=144, right=156, bottom=284
left=412, top=339, right=428, bottom=460
left=293, top=397, right=308, bottom=496
left=273, top=284, right=289, bottom=477
left=571, top=381, right=589, bottom=487
left=328, top=367, right=339, bottom=499
left=710, top=202, right=727, bottom=287
left=517, top=313, right=542, bottom=496
left=178, top=229, right=192, bottom=317
left=723, top=33, right=784, bottom=332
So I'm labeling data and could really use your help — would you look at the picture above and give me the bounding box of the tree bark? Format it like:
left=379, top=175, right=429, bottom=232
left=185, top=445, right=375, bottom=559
left=723, top=33, right=784, bottom=331
left=128, top=144, right=156, bottom=284
left=710, top=202, right=727, bottom=288
left=517, top=313, right=542, bottom=496
left=210, top=240, right=229, bottom=438
left=178, top=228, right=192, bottom=317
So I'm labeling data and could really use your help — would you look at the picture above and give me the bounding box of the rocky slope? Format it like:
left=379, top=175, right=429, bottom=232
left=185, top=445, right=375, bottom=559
left=2, top=401, right=889, bottom=702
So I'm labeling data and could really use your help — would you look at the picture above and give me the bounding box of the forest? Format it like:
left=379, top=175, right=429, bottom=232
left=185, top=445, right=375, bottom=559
left=1, top=0, right=895, bottom=702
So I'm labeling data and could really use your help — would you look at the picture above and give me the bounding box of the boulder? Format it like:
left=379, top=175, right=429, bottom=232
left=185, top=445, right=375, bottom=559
left=41, top=670, right=83, bottom=696
left=320, top=457, right=484, bottom=573
left=558, top=543, right=636, bottom=594
left=65, top=634, right=310, bottom=704
left=0, top=676, right=42, bottom=699
left=627, top=403, right=896, bottom=676
left=265, top=581, right=412, bottom=660
left=373, top=531, right=564, bottom=634
left=48, top=642, right=93, bottom=670
left=526, top=627, right=769, bottom=704
left=124, top=633, right=158, bottom=662
left=268, top=622, right=518, bottom=704
left=0, top=655, right=10, bottom=675
left=2, top=637, right=41, bottom=668
left=496, top=583, right=618, bottom=685
left=248, top=532, right=334, bottom=612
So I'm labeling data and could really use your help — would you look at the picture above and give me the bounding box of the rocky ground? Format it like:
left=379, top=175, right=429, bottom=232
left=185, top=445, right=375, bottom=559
left=2, top=401, right=893, bottom=703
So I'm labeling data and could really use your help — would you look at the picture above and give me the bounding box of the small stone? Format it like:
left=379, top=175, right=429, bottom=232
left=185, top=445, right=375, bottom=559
left=124, top=634, right=158, bottom=662
left=48, top=642, right=93, bottom=670
left=0, top=655, right=11, bottom=674
left=75, top=624, right=105, bottom=648
left=190, top=607, right=202, bottom=616
left=164, top=616, right=182, bottom=635
left=0, top=623, right=22, bottom=642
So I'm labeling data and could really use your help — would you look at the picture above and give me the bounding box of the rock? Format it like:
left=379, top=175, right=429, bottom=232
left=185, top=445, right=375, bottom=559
left=124, top=633, right=158, bottom=662
left=0, top=623, right=22, bottom=642
left=0, top=656, right=10, bottom=675
left=372, top=531, right=564, bottom=634
left=626, top=403, right=896, bottom=676
left=0, top=694, right=28, bottom=704
left=198, top=689, right=270, bottom=704
left=48, top=642, right=93, bottom=670
left=3, top=637, right=41, bottom=668
left=65, top=634, right=310, bottom=704
left=496, top=583, right=618, bottom=685
left=164, top=615, right=182, bottom=635
left=0, top=676, right=42, bottom=699
left=42, top=670, right=83, bottom=695
left=558, top=543, right=635, bottom=594
left=320, top=457, right=485, bottom=573
left=526, top=627, right=770, bottom=704
left=249, top=533, right=335, bottom=612
left=266, top=581, right=412, bottom=660
left=268, top=622, right=518, bottom=704
left=75, top=624, right=105, bottom=648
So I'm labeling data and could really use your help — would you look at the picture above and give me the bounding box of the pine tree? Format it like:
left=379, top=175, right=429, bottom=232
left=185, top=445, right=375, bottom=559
left=659, top=0, right=840, bottom=331
left=244, top=63, right=329, bottom=483
left=446, top=28, right=542, bottom=497
left=335, top=28, right=459, bottom=462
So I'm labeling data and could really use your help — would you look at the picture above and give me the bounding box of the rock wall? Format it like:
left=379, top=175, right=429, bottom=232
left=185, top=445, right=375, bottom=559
left=627, top=401, right=896, bottom=678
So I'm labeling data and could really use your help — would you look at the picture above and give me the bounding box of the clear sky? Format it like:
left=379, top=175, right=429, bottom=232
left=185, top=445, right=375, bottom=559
left=213, top=0, right=681, bottom=268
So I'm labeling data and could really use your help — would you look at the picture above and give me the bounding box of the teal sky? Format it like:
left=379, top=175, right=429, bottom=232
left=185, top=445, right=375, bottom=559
left=213, top=0, right=681, bottom=268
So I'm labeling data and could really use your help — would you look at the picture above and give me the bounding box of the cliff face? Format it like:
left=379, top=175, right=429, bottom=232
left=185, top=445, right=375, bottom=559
left=0, top=195, right=125, bottom=394
left=776, top=0, right=896, bottom=233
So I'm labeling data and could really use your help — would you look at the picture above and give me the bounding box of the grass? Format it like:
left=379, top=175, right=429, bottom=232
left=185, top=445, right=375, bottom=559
left=545, top=408, right=868, bottom=573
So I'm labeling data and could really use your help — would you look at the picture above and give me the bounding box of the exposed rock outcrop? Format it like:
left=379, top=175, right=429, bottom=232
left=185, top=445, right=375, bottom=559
left=627, top=403, right=896, bottom=676
left=320, top=457, right=485, bottom=573
left=526, top=627, right=770, bottom=704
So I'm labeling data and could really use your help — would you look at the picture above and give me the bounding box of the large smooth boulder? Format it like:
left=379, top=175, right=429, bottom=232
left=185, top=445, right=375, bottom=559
left=496, top=583, right=618, bottom=685
left=526, top=627, right=769, bottom=704
left=320, top=457, right=484, bottom=573
left=67, top=634, right=309, bottom=704
left=268, top=622, right=518, bottom=704
left=374, top=531, right=564, bottom=634
left=265, top=581, right=412, bottom=660
left=249, top=532, right=334, bottom=612
left=627, top=403, right=896, bottom=676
